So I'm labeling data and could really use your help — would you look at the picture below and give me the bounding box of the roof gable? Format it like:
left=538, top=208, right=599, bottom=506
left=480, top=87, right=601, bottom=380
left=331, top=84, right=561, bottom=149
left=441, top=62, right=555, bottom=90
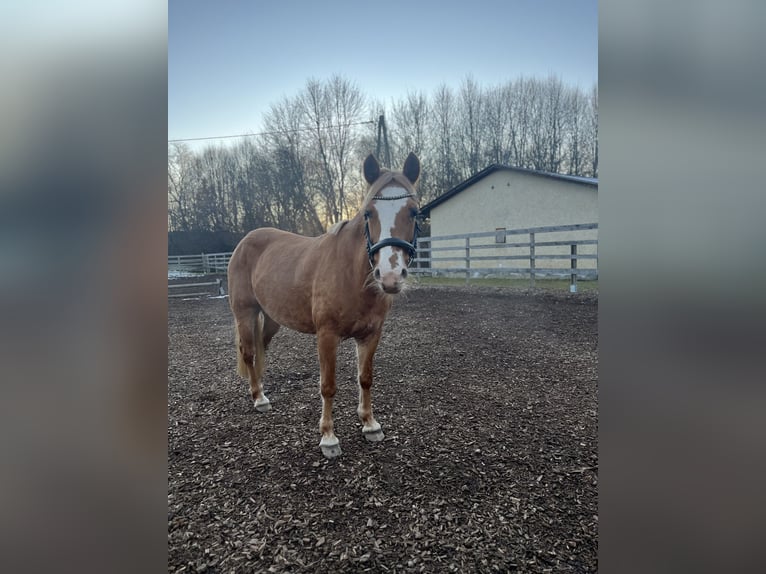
left=420, top=165, right=597, bottom=216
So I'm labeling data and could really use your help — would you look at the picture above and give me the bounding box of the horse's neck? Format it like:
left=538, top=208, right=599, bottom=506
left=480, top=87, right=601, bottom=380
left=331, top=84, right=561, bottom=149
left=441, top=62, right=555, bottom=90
left=337, top=216, right=376, bottom=291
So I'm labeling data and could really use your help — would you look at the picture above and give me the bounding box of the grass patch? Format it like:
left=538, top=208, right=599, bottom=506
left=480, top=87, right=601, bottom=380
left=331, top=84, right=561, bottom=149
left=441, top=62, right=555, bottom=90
left=412, top=275, right=598, bottom=292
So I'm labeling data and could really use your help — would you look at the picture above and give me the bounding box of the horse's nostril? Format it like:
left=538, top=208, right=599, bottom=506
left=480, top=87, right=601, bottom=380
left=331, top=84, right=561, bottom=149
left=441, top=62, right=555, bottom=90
left=373, top=268, right=381, bottom=280
left=401, top=268, right=408, bottom=279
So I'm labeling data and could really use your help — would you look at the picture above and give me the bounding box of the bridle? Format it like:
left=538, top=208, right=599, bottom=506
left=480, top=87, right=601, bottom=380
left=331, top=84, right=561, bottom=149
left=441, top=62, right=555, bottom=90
left=363, top=193, right=421, bottom=268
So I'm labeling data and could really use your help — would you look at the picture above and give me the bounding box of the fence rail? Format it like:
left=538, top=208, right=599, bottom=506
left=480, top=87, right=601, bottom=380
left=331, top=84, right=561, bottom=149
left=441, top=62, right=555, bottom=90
left=410, top=222, right=598, bottom=292
left=167, top=223, right=597, bottom=295
left=168, top=278, right=225, bottom=298
left=168, top=252, right=232, bottom=274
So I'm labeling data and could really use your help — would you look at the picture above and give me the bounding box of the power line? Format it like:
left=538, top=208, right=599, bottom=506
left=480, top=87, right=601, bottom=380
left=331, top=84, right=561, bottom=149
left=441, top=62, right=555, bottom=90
left=168, top=119, right=376, bottom=144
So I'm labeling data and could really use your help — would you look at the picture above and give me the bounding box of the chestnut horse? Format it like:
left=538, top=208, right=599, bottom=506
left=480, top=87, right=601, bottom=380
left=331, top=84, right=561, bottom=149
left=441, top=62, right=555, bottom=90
left=227, top=153, right=421, bottom=459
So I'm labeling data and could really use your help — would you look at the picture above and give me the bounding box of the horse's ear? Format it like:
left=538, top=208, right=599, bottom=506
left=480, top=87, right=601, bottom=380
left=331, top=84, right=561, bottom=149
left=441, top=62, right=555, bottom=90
left=363, top=154, right=380, bottom=185
left=402, top=152, right=420, bottom=184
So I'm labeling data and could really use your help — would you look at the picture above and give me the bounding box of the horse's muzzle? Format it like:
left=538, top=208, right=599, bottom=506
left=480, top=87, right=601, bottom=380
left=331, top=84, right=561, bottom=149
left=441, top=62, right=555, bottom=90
left=382, top=282, right=402, bottom=294
left=377, top=268, right=407, bottom=294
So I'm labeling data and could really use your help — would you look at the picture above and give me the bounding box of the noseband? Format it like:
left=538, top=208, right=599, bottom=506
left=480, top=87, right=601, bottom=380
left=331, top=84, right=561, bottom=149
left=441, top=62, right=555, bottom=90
left=363, top=193, right=421, bottom=268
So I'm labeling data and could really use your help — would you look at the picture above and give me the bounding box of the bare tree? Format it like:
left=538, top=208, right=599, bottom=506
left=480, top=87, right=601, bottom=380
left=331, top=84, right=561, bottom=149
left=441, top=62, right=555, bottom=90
left=588, top=83, right=598, bottom=177
left=391, top=90, right=429, bottom=163
left=564, top=86, right=586, bottom=175
left=456, top=75, right=484, bottom=176
left=527, top=78, right=548, bottom=171
left=389, top=90, right=432, bottom=200
left=300, top=79, right=337, bottom=224
left=262, top=97, right=323, bottom=234
left=326, top=75, right=367, bottom=221
left=544, top=75, right=567, bottom=173
left=167, top=73, right=598, bottom=243
left=429, top=83, right=459, bottom=201
left=230, top=138, right=271, bottom=232
left=168, top=142, right=194, bottom=231
left=482, top=84, right=513, bottom=166
left=300, top=75, right=366, bottom=225
left=510, top=77, right=533, bottom=169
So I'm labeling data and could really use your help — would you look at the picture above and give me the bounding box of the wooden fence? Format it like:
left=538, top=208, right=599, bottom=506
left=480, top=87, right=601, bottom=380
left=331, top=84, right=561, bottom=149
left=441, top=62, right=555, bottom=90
left=168, top=252, right=232, bottom=274
left=411, top=222, right=598, bottom=292
left=167, top=223, right=597, bottom=295
left=167, top=253, right=230, bottom=298
left=168, top=278, right=226, bottom=299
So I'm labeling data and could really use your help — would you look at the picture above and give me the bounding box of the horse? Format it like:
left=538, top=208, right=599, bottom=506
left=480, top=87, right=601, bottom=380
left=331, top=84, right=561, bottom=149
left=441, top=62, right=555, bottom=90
left=227, top=152, right=421, bottom=459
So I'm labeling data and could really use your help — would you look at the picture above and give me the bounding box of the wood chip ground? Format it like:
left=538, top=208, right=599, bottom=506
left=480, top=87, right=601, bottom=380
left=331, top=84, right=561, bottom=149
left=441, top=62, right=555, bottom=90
left=168, top=283, right=598, bottom=573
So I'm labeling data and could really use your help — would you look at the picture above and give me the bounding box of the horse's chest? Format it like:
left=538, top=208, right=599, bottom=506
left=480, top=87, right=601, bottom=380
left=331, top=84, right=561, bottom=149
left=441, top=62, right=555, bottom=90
left=312, top=297, right=388, bottom=339
left=348, top=316, right=383, bottom=340
left=347, top=299, right=391, bottom=339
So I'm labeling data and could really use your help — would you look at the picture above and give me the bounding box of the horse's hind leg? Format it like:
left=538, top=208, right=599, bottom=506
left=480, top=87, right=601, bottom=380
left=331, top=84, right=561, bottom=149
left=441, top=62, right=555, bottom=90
left=235, top=309, right=278, bottom=412
left=356, top=332, right=384, bottom=442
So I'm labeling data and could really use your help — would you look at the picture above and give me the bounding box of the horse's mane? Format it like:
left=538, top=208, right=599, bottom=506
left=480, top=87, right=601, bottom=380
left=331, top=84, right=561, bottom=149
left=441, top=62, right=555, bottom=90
left=328, top=220, right=349, bottom=235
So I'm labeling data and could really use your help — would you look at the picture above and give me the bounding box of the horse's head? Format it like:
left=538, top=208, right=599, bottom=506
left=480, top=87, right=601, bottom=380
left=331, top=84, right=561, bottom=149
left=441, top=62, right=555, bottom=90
left=361, top=152, right=421, bottom=294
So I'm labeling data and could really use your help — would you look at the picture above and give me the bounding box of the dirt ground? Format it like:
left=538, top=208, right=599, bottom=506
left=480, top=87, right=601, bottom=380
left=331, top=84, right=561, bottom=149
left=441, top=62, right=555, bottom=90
left=168, top=281, right=598, bottom=573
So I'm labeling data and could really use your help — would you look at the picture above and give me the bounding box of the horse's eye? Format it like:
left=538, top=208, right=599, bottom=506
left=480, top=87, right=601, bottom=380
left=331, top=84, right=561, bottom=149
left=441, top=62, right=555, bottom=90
left=364, top=210, right=372, bottom=219
left=410, top=208, right=419, bottom=218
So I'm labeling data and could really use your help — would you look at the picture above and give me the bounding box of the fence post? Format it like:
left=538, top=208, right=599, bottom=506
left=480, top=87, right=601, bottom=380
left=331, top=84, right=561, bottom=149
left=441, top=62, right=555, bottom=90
left=217, top=278, right=224, bottom=295
left=202, top=253, right=209, bottom=274
left=465, top=237, right=471, bottom=284
left=570, top=244, right=578, bottom=293
left=529, top=232, right=536, bottom=288
left=425, top=239, right=433, bottom=277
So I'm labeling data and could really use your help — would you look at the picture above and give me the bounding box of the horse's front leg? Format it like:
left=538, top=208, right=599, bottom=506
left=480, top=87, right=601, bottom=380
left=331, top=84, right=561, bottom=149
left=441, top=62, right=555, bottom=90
left=356, top=332, right=384, bottom=442
left=317, top=331, right=342, bottom=459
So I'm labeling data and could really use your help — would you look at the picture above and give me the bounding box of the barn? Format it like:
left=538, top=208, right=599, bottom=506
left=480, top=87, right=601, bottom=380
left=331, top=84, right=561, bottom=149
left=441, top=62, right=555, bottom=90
left=418, top=165, right=598, bottom=278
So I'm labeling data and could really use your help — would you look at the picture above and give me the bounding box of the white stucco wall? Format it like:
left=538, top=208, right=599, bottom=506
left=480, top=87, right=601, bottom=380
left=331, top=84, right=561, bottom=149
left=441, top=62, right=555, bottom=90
left=426, top=170, right=598, bottom=274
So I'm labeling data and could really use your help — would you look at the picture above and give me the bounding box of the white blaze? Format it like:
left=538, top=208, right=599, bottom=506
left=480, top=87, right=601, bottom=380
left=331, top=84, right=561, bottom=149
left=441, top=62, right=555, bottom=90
left=374, top=186, right=409, bottom=275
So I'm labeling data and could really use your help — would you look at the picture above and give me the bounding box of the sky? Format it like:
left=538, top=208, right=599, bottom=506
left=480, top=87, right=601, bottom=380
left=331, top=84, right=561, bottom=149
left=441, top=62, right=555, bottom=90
left=169, top=0, right=597, bottom=147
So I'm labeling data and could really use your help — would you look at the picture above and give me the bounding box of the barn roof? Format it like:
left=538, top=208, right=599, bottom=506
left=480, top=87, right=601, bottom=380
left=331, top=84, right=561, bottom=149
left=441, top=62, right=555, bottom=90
left=419, top=164, right=598, bottom=217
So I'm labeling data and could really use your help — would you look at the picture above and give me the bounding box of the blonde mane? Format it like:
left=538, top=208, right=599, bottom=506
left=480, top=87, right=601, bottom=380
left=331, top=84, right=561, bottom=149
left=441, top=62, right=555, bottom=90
left=328, top=220, right=349, bottom=235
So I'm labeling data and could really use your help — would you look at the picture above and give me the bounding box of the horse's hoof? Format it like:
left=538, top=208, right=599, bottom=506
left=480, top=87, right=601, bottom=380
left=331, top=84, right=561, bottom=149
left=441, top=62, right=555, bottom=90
left=320, top=444, right=342, bottom=459
left=254, top=398, right=271, bottom=412
left=363, top=429, right=385, bottom=442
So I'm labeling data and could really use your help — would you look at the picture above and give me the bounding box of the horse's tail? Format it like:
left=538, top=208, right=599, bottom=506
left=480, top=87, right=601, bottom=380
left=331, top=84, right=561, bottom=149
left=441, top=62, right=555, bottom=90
left=236, top=310, right=265, bottom=378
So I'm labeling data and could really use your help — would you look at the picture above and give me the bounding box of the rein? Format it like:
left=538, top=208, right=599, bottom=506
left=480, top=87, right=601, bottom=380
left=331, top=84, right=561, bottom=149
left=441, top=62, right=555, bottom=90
left=363, top=193, right=421, bottom=268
